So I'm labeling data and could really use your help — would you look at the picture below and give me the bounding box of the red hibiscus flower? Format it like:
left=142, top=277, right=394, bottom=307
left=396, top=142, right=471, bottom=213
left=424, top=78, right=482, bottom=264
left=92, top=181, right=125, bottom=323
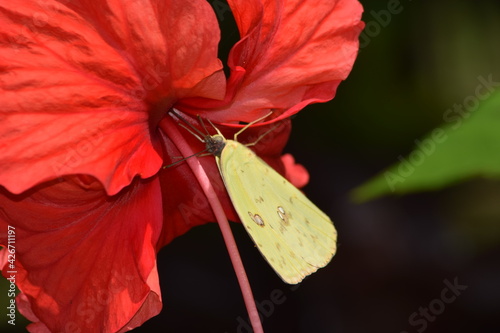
left=0, top=0, right=363, bottom=332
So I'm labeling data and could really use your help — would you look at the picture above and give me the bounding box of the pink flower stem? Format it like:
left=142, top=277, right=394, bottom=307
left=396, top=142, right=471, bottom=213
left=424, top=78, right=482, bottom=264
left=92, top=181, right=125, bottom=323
left=161, top=116, right=264, bottom=333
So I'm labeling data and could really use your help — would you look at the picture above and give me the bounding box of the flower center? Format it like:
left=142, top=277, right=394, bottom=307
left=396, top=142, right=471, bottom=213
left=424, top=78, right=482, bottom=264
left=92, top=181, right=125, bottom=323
left=149, top=97, right=175, bottom=131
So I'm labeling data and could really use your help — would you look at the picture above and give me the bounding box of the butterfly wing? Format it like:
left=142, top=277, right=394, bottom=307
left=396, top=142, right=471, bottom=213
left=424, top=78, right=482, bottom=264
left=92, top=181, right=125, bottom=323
left=216, top=140, right=337, bottom=284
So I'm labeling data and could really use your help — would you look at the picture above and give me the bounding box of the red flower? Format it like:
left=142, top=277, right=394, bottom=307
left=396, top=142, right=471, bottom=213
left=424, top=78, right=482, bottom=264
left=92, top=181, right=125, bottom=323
left=0, top=0, right=363, bottom=332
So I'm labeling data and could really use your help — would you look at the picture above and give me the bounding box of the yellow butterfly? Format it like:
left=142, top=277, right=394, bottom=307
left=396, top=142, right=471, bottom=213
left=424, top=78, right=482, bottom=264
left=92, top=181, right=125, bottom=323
left=177, top=113, right=337, bottom=284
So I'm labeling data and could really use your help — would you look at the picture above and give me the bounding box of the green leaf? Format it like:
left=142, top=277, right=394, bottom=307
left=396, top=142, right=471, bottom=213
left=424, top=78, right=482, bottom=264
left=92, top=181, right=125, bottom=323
left=354, top=80, right=500, bottom=202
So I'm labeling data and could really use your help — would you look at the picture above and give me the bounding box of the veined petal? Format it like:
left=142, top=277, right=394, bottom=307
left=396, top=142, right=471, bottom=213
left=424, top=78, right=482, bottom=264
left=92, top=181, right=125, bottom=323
left=0, top=0, right=224, bottom=195
left=179, top=0, right=364, bottom=124
left=0, top=176, right=163, bottom=332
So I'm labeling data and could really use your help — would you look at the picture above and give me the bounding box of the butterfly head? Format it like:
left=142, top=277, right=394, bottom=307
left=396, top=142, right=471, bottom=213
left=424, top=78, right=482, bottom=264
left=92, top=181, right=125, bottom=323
left=205, top=134, right=226, bottom=157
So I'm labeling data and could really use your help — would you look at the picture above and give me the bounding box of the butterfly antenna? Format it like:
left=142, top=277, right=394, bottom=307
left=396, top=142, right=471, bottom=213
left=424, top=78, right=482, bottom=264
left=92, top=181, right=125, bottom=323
left=163, top=148, right=209, bottom=168
left=178, top=122, right=205, bottom=142
left=205, top=117, right=223, bottom=137
left=234, top=111, right=273, bottom=142
left=170, top=109, right=207, bottom=142
left=245, top=122, right=282, bottom=148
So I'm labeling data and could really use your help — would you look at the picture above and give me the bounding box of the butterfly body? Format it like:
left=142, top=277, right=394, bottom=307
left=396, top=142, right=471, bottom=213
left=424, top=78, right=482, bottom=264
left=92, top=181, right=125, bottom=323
left=207, top=134, right=337, bottom=284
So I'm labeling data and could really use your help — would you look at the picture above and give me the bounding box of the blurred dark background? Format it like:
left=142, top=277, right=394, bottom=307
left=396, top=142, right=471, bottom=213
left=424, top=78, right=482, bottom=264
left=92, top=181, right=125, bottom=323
left=3, top=0, right=500, bottom=332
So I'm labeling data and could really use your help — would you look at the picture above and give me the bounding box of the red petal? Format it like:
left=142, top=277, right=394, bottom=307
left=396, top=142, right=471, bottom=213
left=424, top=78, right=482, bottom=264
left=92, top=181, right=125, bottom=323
left=281, top=153, right=310, bottom=188
left=0, top=0, right=224, bottom=195
left=179, top=0, right=364, bottom=124
left=0, top=176, right=163, bottom=332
